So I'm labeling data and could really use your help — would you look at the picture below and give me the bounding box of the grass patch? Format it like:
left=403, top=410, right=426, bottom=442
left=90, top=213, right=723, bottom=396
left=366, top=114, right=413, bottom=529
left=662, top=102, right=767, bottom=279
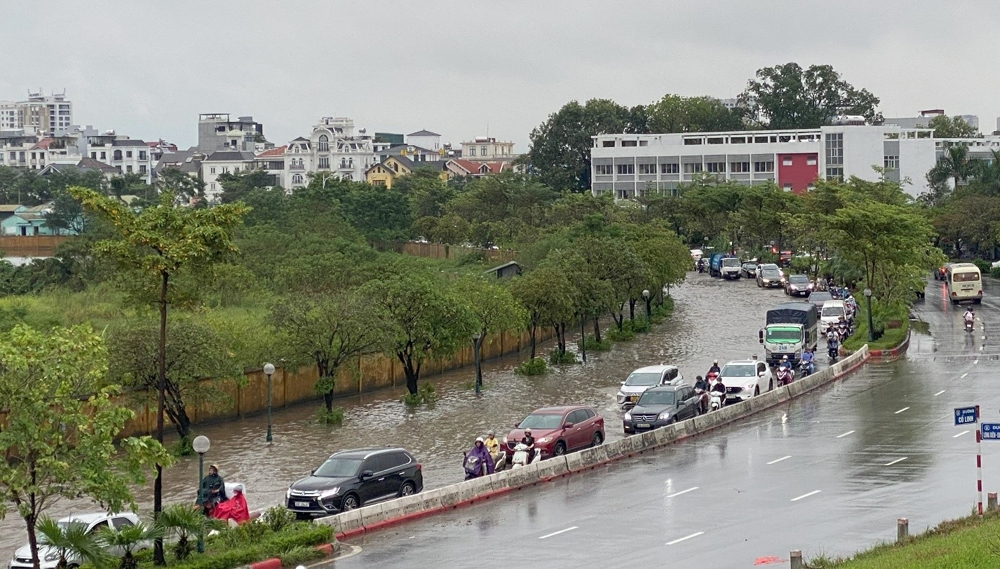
left=514, top=357, right=547, bottom=376
left=578, top=334, right=612, bottom=352
left=844, top=314, right=909, bottom=352
left=805, top=510, right=1000, bottom=568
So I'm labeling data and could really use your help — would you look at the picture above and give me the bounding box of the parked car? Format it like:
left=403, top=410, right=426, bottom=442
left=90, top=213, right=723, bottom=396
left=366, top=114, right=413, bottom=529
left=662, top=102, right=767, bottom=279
left=286, top=447, right=423, bottom=518
left=758, top=267, right=784, bottom=288
left=784, top=274, right=813, bottom=297
left=807, top=291, right=834, bottom=310
left=720, top=360, right=773, bottom=403
left=623, top=383, right=700, bottom=434
left=741, top=262, right=758, bottom=278
left=504, top=406, right=604, bottom=460
left=617, top=365, right=683, bottom=409
left=9, top=513, right=145, bottom=569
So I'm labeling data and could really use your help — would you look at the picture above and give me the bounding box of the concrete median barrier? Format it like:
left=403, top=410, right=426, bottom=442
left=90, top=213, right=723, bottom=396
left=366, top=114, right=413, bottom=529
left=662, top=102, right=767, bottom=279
left=535, top=455, right=569, bottom=480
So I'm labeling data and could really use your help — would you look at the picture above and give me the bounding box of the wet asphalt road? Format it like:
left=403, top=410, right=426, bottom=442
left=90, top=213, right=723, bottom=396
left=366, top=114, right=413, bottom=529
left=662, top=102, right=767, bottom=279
left=327, top=277, right=1000, bottom=569
left=0, top=271, right=793, bottom=557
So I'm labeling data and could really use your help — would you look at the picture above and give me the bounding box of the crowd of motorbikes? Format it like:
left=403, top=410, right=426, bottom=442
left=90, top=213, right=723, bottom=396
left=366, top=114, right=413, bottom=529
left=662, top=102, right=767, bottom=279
left=462, top=434, right=539, bottom=480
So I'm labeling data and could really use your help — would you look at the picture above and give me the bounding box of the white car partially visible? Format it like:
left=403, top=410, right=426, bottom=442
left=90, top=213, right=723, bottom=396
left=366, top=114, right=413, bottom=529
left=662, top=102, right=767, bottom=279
left=9, top=513, right=143, bottom=569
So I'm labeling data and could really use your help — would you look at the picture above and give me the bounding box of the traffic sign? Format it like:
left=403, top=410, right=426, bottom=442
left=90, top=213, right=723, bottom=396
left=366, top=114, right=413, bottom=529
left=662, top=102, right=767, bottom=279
left=983, top=424, right=1000, bottom=440
left=955, top=406, right=979, bottom=426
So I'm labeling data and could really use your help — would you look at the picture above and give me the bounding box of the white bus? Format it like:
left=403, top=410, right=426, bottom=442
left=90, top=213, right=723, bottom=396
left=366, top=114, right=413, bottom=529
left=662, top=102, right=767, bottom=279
left=947, top=263, right=982, bottom=304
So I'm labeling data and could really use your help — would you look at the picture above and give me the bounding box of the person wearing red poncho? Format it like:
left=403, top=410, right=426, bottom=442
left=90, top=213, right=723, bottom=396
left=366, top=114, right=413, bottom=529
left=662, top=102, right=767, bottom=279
left=212, top=484, right=249, bottom=525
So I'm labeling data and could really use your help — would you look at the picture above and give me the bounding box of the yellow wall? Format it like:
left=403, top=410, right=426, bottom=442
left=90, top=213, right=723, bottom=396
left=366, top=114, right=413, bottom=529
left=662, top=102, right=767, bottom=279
left=366, top=166, right=396, bottom=189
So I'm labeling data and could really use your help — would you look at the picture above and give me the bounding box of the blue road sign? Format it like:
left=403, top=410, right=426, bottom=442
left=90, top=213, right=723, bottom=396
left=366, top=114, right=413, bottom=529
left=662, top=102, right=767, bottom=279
left=955, top=406, right=978, bottom=426
left=984, top=424, right=1000, bottom=440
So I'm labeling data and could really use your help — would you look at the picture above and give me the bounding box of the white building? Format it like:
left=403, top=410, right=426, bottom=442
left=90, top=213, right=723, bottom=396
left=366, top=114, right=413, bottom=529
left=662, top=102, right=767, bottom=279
left=201, top=151, right=257, bottom=201
left=461, top=137, right=514, bottom=160
left=590, top=125, right=938, bottom=199
left=0, top=102, right=18, bottom=131
left=197, top=113, right=265, bottom=153
left=406, top=129, right=441, bottom=151
left=272, top=117, right=376, bottom=190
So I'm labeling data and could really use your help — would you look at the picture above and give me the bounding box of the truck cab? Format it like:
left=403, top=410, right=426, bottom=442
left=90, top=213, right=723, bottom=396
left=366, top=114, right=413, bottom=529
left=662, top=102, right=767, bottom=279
left=759, top=302, right=819, bottom=365
left=720, top=256, right=742, bottom=279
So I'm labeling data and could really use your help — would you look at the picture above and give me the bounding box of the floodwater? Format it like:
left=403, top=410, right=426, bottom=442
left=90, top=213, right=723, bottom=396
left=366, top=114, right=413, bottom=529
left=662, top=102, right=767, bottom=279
left=0, top=273, right=825, bottom=556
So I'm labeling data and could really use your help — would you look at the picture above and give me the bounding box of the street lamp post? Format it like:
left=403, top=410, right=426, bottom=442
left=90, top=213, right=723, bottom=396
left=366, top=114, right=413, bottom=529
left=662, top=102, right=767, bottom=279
left=472, top=332, right=482, bottom=395
left=642, top=289, right=651, bottom=322
left=263, top=363, right=275, bottom=443
left=864, top=288, right=874, bottom=343
left=580, top=316, right=587, bottom=364
left=192, top=435, right=210, bottom=553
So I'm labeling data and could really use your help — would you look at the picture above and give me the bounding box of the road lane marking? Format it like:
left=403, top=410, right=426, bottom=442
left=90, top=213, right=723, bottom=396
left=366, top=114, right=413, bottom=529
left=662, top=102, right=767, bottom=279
left=954, top=430, right=970, bottom=438
left=934, top=390, right=946, bottom=396
left=961, top=373, right=969, bottom=378
left=539, top=526, right=578, bottom=540
left=666, top=487, right=698, bottom=498
left=767, top=455, right=792, bottom=465
left=895, top=407, right=910, bottom=414
left=885, top=457, right=908, bottom=466
left=666, top=532, right=704, bottom=545
left=836, top=430, right=855, bottom=438
left=791, top=490, right=821, bottom=502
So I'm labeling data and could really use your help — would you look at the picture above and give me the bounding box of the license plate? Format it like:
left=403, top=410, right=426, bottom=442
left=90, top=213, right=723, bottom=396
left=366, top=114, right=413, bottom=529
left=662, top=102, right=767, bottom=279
left=295, top=501, right=310, bottom=507
left=636, top=423, right=651, bottom=428
left=627, top=396, right=639, bottom=401
left=962, top=285, right=973, bottom=290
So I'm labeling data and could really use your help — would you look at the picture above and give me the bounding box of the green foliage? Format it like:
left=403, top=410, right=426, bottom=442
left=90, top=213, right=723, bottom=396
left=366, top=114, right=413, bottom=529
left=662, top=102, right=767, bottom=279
left=158, top=504, right=220, bottom=561
left=991, top=267, right=1000, bottom=279
left=548, top=349, right=578, bottom=365
left=217, top=520, right=269, bottom=548
left=98, top=522, right=164, bottom=569
left=0, top=324, right=171, bottom=566
left=315, top=407, right=345, bottom=425
left=513, top=357, right=547, bottom=376
left=578, top=335, right=612, bottom=352
left=401, top=382, right=437, bottom=406
left=278, top=546, right=324, bottom=567
left=926, top=114, right=979, bottom=139
left=37, top=517, right=112, bottom=569
left=607, top=321, right=636, bottom=341
left=646, top=94, right=743, bottom=133
left=216, top=169, right=274, bottom=204
left=260, top=506, right=297, bottom=534
left=973, top=259, right=992, bottom=274
left=166, top=523, right=332, bottom=569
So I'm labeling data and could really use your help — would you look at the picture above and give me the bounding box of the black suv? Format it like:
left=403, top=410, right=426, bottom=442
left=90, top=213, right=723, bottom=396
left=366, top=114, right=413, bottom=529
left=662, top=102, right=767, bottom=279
left=286, top=448, right=423, bottom=518
left=623, top=384, right=700, bottom=434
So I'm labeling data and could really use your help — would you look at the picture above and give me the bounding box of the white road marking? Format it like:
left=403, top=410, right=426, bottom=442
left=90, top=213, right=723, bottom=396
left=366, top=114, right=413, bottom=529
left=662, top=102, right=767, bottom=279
left=791, top=490, right=822, bottom=502
left=975, top=359, right=979, bottom=364
left=836, top=430, right=855, bottom=438
left=961, top=373, right=969, bottom=379
left=539, top=526, right=579, bottom=540
left=934, top=390, right=946, bottom=397
left=767, top=455, right=792, bottom=465
left=954, top=430, right=970, bottom=438
left=885, top=457, right=908, bottom=466
left=895, top=407, right=910, bottom=414
left=666, top=531, right=704, bottom=545
left=666, top=487, right=699, bottom=498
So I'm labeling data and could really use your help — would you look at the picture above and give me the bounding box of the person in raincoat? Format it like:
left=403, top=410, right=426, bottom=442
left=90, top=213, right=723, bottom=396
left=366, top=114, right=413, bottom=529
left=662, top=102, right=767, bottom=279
left=465, top=437, right=495, bottom=478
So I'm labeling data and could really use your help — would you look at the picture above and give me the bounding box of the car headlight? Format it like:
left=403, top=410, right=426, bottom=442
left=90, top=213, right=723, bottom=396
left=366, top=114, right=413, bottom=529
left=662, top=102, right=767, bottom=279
left=763, top=279, right=769, bottom=284
left=657, top=411, right=671, bottom=420
left=537, top=437, right=552, bottom=444
left=319, top=487, right=340, bottom=499
left=624, top=411, right=632, bottom=421
left=616, top=392, right=625, bottom=403
left=44, top=552, right=59, bottom=562
left=286, top=488, right=292, bottom=499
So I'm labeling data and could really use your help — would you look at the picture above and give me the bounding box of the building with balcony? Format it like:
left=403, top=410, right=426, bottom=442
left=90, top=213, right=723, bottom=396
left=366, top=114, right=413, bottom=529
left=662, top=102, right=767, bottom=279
left=590, top=125, right=938, bottom=199
left=460, top=137, right=514, bottom=161
left=197, top=113, right=266, bottom=153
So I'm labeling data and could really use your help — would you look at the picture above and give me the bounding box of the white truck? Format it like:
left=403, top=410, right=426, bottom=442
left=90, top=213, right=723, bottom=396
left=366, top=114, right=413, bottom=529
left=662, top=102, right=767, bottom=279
left=759, top=302, right=819, bottom=365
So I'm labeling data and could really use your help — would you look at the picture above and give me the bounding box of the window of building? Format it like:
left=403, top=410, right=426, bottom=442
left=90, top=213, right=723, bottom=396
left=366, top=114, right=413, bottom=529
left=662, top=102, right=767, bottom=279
left=595, top=164, right=613, bottom=175
left=683, top=138, right=703, bottom=146
left=661, top=163, right=679, bottom=174
left=706, top=162, right=726, bottom=173
left=469, top=147, right=476, bottom=157
left=639, top=140, right=648, bottom=147
left=621, top=140, right=638, bottom=147
left=683, top=163, right=703, bottom=174
left=126, top=165, right=133, bottom=173
left=318, top=135, right=329, bottom=152
left=617, top=189, right=630, bottom=199
left=139, top=165, right=147, bottom=174
left=806, top=156, right=817, bottom=166
left=210, top=183, right=216, bottom=190
left=126, top=151, right=133, bottom=158
left=707, top=137, right=724, bottom=145
left=113, top=150, right=122, bottom=160
left=825, top=133, right=844, bottom=180
left=319, top=157, right=330, bottom=169
left=481, top=146, right=487, bottom=155
left=884, top=155, right=899, bottom=169
left=292, top=174, right=303, bottom=184
left=602, top=140, right=615, bottom=147
left=753, top=161, right=774, bottom=173
left=616, top=164, right=634, bottom=175
left=90, top=152, right=96, bottom=159
left=210, top=167, right=216, bottom=174
left=783, top=183, right=793, bottom=191
left=234, top=166, right=240, bottom=173
left=139, top=151, right=147, bottom=160
left=782, top=157, right=793, bottom=166
left=31, top=153, right=36, bottom=159
left=100, top=151, right=106, bottom=159
left=638, top=163, right=656, bottom=175
left=730, top=162, right=751, bottom=173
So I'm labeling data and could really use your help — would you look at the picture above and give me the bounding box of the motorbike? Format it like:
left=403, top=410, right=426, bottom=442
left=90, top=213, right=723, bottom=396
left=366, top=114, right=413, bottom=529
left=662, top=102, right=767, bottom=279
left=462, top=453, right=488, bottom=480
left=799, top=359, right=815, bottom=377
left=491, top=450, right=507, bottom=472
left=837, top=322, right=850, bottom=339
left=709, top=387, right=726, bottom=411
left=697, top=260, right=705, bottom=274
left=694, top=386, right=709, bottom=415
left=965, top=317, right=975, bottom=333
left=828, top=339, right=840, bottom=361
left=776, top=366, right=795, bottom=386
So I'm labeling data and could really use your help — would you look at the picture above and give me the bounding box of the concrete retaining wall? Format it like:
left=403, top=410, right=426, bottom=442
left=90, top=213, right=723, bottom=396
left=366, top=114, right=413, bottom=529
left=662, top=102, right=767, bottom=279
left=317, top=345, right=871, bottom=540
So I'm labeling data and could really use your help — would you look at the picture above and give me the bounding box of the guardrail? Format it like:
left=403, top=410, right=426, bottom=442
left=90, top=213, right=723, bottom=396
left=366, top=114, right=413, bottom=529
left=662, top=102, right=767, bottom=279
left=317, top=345, right=871, bottom=540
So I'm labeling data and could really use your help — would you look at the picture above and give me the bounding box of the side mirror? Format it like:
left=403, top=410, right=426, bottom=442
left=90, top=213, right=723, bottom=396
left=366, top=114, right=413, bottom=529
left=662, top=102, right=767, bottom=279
left=514, top=422, right=520, bottom=429
left=563, top=423, right=574, bottom=429
left=620, top=380, right=626, bottom=386
left=360, top=470, right=374, bottom=480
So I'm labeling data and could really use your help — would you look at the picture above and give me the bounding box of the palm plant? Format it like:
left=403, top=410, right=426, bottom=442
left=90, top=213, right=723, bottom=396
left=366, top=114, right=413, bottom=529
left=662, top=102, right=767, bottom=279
left=157, top=504, right=220, bottom=560
left=97, top=522, right=163, bottom=569
left=36, top=518, right=112, bottom=569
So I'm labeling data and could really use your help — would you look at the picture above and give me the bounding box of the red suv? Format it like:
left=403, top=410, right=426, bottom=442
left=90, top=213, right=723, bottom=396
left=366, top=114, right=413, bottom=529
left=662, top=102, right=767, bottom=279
left=502, top=406, right=605, bottom=459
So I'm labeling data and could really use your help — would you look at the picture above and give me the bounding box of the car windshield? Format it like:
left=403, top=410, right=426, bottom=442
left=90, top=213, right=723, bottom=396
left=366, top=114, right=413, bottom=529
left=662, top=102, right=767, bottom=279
left=810, top=293, right=832, bottom=302
left=742, top=263, right=756, bottom=269
left=762, top=264, right=779, bottom=271
left=762, top=270, right=781, bottom=278
left=788, top=275, right=809, bottom=284
left=722, top=258, right=740, bottom=266
left=518, top=413, right=564, bottom=429
left=954, top=272, right=980, bottom=282
left=721, top=364, right=755, bottom=378
left=766, top=327, right=801, bottom=342
left=822, top=306, right=846, bottom=317
left=637, top=390, right=676, bottom=406
left=314, top=457, right=362, bottom=477
left=625, top=372, right=662, bottom=386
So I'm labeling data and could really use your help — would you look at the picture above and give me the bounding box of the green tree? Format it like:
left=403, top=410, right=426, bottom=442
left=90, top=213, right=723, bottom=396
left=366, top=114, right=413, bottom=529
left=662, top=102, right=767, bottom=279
left=447, top=173, right=557, bottom=247
left=646, top=94, right=743, bottom=133
left=69, top=187, right=248, bottom=565
left=739, top=63, right=882, bottom=128
left=525, top=99, right=648, bottom=192
left=272, top=291, right=382, bottom=413
left=216, top=168, right=274, bottom=204
left=363, top=275, right=475, bottom=394
left=508, top=264, right=576, bottom=358
left=98, top=522, right=164, bottom=569
left=36, top=518, right=112, bottom=569
left=457, top=276, right=526, bottom=372
left=927, top=114, right=979, bottom=138
left=156, top=505, right=218, bottom=561
left=338, top=184, right=413, bottom=240
left=155, top=168, right=205, bottom=205
left=929, top=145, right=975, bottom=192
left=0, top=324, right=170, bottom=569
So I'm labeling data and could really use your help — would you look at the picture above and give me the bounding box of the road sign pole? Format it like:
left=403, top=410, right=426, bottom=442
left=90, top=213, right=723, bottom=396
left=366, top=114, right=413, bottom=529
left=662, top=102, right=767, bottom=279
left=977, top=405, right=983, bottom=516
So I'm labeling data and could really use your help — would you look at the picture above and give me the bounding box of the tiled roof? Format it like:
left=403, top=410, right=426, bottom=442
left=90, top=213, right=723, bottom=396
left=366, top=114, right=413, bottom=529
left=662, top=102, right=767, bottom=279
left=256, top=145, right=287, bottom=158
left=407, top=129, right=440, bottom=137
left=205, top=151, right=256, bottom=162
left=77, top=157, right=121, bottom=173
left=111, top=139, right=147, bottom=147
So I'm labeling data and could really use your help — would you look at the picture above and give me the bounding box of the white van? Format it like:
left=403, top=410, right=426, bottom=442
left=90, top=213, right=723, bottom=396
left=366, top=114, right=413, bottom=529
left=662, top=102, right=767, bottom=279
left=820, top=300, right=847, bottom=333
left=947, top=263, right=983, bottom=304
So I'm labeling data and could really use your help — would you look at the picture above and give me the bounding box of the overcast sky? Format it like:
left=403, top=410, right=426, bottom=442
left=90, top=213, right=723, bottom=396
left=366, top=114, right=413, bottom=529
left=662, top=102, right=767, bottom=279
left=4, top=1, right=999, bottom=150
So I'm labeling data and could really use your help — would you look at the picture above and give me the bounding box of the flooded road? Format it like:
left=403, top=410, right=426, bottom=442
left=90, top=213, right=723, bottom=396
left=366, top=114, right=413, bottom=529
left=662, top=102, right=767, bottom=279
left=0, top=273, right=815, bottom=556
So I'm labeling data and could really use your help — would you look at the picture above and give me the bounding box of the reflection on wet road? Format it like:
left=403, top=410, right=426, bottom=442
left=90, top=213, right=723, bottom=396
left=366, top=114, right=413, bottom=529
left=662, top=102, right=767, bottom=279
left=325, top=277, right=1000, bottom=569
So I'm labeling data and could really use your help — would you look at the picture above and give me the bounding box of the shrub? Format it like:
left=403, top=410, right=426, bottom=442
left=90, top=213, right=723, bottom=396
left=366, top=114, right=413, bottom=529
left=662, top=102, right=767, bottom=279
left=401, top=382, right=437, bottom=406
left=315, top=407, right=344, bottom=425
left=631, top=318, right=650, bottom=333
left=548, top=350, right=578, bottom=365
left=578, top=335, right=611, bottom=352
left=973, top=259, right=992, bottom=274
left=514, top=357, right=547, bottom=375
left=991, top=267, right=1000, bottom=279
left=169, top=523, right=332, bottom=569
left=279, top=546, right=324, bottom=567
left=171, top=436, right=194, bottom=457
left=607, top=321, right=635, bottom=342
left=261, top=506, right=297, bottom=534
left=217, top=520, right=269, bottom=549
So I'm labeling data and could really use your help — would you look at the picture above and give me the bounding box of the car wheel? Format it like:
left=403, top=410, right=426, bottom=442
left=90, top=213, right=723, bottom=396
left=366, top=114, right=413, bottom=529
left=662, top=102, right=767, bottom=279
left=553, top=442, right=567, bottom=456
left=591, top=432, right=604, bottom=447
left=754, top=386, right=760, bottom=396
left=342, top=493, right=361, bottom=511
left=399, top=481, right=416, bottom=497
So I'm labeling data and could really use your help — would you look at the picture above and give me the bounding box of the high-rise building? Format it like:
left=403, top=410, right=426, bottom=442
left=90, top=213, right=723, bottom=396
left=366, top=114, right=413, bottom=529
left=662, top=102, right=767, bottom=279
left=197, top=113, right=265, bottom=153
left=0, top=92, right=73, bottom=135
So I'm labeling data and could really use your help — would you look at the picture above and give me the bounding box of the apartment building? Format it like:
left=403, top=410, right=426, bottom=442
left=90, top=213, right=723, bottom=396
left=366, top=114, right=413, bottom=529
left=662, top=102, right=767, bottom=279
left=197, top=113, right=265, bottom=153
left=461, top=137, right=514, bottom=160
left=590, top=125, right=938, bottom=199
